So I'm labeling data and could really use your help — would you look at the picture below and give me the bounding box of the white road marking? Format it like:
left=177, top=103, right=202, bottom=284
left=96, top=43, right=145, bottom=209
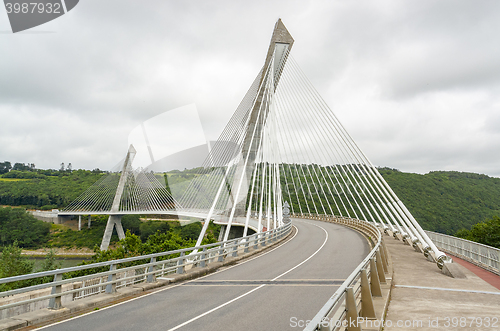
left=166, top=221, right=329, bottom=331
left=37, top=225, right=299, bottom=330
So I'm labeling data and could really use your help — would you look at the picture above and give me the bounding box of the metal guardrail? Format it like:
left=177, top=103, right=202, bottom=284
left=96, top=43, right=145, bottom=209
left=296, top=214, right=389, bottom=331
left=0, top=222, right=292, bottom=316
left=425, top=230, right=500, bottom=274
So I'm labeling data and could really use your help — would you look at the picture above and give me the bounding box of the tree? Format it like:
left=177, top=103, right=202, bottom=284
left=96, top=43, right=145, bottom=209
left=121, top=214, right=142, bottom=235
left=179, top=222, right=203, bottom=241
left=455, top=216, right=500, bottom=248
left=0, top=242, right=34, bottom=291
left=0, top=161, right=12, bottom=174
left=12, top=163, right=31, bottom=171
left=38, top=249, right=62, bottom=272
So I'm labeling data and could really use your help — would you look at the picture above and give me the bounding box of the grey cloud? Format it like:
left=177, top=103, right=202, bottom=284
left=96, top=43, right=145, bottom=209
left=0, top=0, right=499, bottom=177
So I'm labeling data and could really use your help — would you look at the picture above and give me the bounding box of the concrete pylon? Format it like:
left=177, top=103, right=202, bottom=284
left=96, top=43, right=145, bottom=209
left=100, top=145, right=136, bottom=251
left=233, top=19, right=293, bottom=214
left=222, top=19, right=294, bottom=240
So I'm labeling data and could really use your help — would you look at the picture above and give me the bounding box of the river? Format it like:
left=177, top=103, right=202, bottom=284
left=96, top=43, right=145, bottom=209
left=27, top=256, right=92, bottom=270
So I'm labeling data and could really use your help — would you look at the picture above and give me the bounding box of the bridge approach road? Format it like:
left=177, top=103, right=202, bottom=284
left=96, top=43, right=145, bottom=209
left=39, top=218, right=370, bottom=331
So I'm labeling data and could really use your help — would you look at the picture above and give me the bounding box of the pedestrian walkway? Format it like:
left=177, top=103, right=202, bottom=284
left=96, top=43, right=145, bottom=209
left=384, top=237, right=500, bottom=330
left=445, top=253, right=500, bottom=290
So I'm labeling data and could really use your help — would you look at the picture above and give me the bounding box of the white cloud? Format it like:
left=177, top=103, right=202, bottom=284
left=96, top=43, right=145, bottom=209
left=0, top=0, right=499, bottom=177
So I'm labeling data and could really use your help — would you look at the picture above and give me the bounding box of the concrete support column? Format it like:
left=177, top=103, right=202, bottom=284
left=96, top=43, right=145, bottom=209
left=345, top=287, right=361, bottom=331
left=379, top=244, right=389, bottom=273
left=88, top=215, right=91, bottom=229
left=100, top=215, right=125, bottom=251
left=376, top=250, right=387, bottom=283
left=147, top=257, right=156, bottom=283
left=48, top=273, right=63, bottom=310
left=78, top=215, right=81, bottom=231
left=370, top=258, right=382, bottom=297
left=105, top=264, right=117, bottom=293
left=360, top=269, right=376, bottom=319
left=177, top=252, right=186, bottom=274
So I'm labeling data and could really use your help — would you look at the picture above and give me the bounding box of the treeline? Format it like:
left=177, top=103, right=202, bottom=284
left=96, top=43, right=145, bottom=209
left=455, top=216, right=500, bottom=249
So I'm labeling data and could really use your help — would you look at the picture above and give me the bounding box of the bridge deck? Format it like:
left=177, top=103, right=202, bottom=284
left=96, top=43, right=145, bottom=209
left=36, top=218, right=369, bottom=331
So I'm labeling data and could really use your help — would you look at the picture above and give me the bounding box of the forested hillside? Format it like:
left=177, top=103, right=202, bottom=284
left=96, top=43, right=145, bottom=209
left=0, top=163, right=498, bottom=236
left=0, top=168, right=106, bottom=209
left=379, top=168, right=500, bottom=234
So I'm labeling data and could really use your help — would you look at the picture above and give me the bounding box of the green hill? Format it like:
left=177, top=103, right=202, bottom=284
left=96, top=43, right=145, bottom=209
left=379, top=168, right=500, bottom=234
left=1, top=165, right=498, bottom=236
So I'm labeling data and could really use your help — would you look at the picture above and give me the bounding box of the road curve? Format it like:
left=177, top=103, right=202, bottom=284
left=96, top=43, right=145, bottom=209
left=40, top=218, right=369, bottom=331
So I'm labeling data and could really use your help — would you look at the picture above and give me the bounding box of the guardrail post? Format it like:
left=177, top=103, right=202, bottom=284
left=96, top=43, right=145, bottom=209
left=381, top=240, right=389, bottom=270
left=177, top=252, right=185, bottom=274
left=105, top=264, right=117, bottom=293
left=379, top=244, right=389, bottom=273
left=218, top=244, right=225, bottom=262
left=360, top=269, right=376, bottom=319
left=345, top=287, right=362, bottom=331
left=232, top=239, right=239, bottom=257
left=375, top=250, right=386, bottom=283
left=369, top=258, right=382, bottom=297
left=254, top=234, right=259, bottom=249
left=244, top=240, right=250, bottom=253
left=48, top=273, right=63, bottom=309
left=200, top=247, right=207, bottom=267
left=262, top=233, right=267, bottom=246
left=147, top=257, right=156, bottom=283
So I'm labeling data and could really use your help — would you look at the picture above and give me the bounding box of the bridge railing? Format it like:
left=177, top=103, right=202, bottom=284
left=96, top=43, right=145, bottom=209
left=0, top=222, right=292, bottom=319
left=296, top=214, right=389, bottom=331
left=425, top=230, right=500, bottom=275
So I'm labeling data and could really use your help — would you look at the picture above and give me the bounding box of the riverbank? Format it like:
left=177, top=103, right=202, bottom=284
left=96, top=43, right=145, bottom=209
left=21, top=247, right=94, bottom=258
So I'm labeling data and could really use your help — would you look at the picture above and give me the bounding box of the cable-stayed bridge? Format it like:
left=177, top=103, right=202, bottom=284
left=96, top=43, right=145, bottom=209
left=7, top=19, right=498, bottom=331
left=59, top=19, right=445, bottom=265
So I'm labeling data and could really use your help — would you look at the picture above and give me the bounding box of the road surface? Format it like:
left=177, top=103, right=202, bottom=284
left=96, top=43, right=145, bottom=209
left=40, top=218, right=369, bottom=330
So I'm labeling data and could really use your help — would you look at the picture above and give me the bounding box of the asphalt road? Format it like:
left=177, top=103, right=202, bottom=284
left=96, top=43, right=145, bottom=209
left=40, top=218, right=369, bottom=331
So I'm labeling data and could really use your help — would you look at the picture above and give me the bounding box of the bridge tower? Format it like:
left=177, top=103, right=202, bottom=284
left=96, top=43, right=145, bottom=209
left=99, top=145, right=136, bottom=250
left=219, top=19, right=295, bottom=240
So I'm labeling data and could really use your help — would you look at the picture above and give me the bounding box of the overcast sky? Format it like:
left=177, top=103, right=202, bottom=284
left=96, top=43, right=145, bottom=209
left=1, top=0, right=499, bottom=177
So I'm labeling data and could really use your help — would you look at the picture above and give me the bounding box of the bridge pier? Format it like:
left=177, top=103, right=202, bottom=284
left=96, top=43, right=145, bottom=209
left=100, top=215, right=126, bottom=251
